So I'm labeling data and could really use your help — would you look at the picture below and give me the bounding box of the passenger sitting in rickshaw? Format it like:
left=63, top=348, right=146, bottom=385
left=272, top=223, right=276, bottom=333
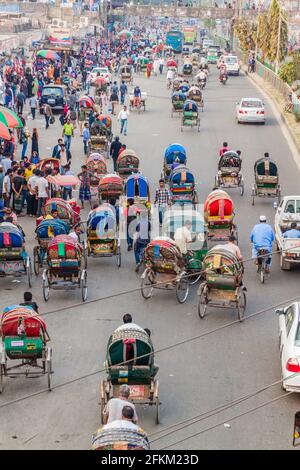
left=102, top=406, right=142, bottom=434
left=174, top=220, right=195, bottom=256
left=44, top=209, right=59, bottom=220
left=171, top=157, right=181, bottom=171
left=133, top=85, right=142, bottom=107
left=68, top=223, right=84, bottom=244
left=91, top=116, right=109, bottom=137
left=103, top=383, right=138, bottom=425
left=219, top=141, right=230, bottom=157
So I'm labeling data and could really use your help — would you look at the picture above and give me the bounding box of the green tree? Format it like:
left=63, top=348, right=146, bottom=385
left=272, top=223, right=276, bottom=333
left=268, top=0, right=288, bottom=63
left=278, top=52, right=300, bottom=84
left=257, top=13, right=270, bottom=60
left=234, top=19, right=256, bottom=51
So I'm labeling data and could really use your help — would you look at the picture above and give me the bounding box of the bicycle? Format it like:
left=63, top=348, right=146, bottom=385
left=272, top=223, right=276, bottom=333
left=256, top=248, right=271, bottom=284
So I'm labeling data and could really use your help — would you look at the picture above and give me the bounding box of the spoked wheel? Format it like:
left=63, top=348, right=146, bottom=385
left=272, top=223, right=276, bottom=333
left=198, top=283, right=208, bottom=319
left=176, top=276, right=189, bottom=303
left=237, top=291, right=246, bottom=322
left=100, top=396, right=106, bottom=425
left=188, top=273, right=202, bottom=285
left=81, top=270, right=88, bottom=302
left=260, top=266, right=265, bottom=284
left=33, top=246, right=40, bottom=276
left=141, top=268, right=155, bottom=300
left=116, top=245, right=121, bottom=268
left=47, top=356, right=52, bottom=391
left=27, top=258, right=32, bottom=288
left=155, top=396, right=160, bottom=424
left=240, top=179, right=244, bottom=196
left=43, top=271, right=50, bottom=302
left=0, top=363, right=4, bottom=393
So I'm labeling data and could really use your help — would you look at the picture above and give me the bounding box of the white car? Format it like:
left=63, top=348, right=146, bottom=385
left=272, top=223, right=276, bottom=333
left=88, top=67, right=111, bottom=84
left=223, top=55, right=240, bottom=75
left=236, top=98, right=265, bottom=124
left=278, top=302, right=300, bottom=392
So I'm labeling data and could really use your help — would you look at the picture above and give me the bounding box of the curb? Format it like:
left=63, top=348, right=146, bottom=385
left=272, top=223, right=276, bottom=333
left=242, top=65, right=300, bottom=153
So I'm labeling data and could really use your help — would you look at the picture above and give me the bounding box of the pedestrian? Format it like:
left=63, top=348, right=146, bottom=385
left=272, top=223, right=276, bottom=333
left=0, top=166, right=4, bottom=200
left=154, top=179, right=171, bottom=225
left=100, top=90, right=107, bottom=109
left=120, top=80, right=127, bottom=105
left=124, top=198, right=139, bottom=251
left=159, top=57, right=164, bottom=75
left=35, top=171, right=49, bottom=217
left=146, top=61, right=153, bottom=78
left=82, top=122, right=90, bottom=155
left=78, top=105, right=86, bottom=136
left=109, top=89, right=119, bottom=116
left=16, top=90, right=26, bottom=115
left=57, top=143, right=72, bottom=172
left=31, top=128, right=39, bottom=159
left=78, top=165, right=92, bottom=209
left=62, top=164, right=73, bottom=200
left=29, top=95, right=38, bottom=120
left=117, top=105, right=129, bottom=136
left=43, top=103, right=53, bottom=129
left=110, top=136, right=122, bottom=172
left=12, top=169, right=25, bottom=215
left=62, top=118, right=74, bottom=150
left=134, top=210, right=151, bottom=270
left=2, top=168, right=13, bottom=208
left=52, top=138, right=63, bottom=159
left=27, top=169, right=38, bottom=216
left=20, top=291, right=39, bottom=313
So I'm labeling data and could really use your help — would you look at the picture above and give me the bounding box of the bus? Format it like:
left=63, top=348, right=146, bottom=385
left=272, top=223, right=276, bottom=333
left=166, top=30, right=183, bottom=54
left=182, top=27, right=197, bottom=45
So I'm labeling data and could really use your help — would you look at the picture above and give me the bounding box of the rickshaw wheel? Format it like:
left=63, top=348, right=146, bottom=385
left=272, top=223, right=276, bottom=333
left=46, top=349, right=52, bottom=391
left=116, top=245, right=121, bottom=268
left=0, top=364, right=4, bottom=393
left=100, top=396, right=106, bottom=424
left=43, top=273, right=50, bottom=302
left=141, top=268, right=154, bottom=299
left=81, top=271, right=88, bottom=302
left=27, top=258, right=32, bottom=288
left=33, top=246, right=40, bottom=276
left=176, top=276, right=189, bottom=303
left=237, top=291, right=246, bottom=322
left=198, top=284, right=207, bottom=319
left=240, top=179, right=245, bottom=196
left=155, top=396, right=160, bottom=424
left=188, top=273, right=201, bottom=285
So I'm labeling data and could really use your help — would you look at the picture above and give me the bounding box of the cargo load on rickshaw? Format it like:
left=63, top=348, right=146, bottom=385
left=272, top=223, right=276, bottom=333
left=162, top=143, right=187, bottom=182
left=252, top=156, right=281, bottom=205
left=117, top=149, right=139, bottom=179
left=92, top=425, right=150, bottom=450
left=171, top=91, right=186, bottom=117
left=198, top=247, right=246, bottom=321
left=100, top=323, right=159, bottom=424
left=34, top=218, right=69, bottom=275
left=141, top=237, right=189, bottom=303
left=0, top=223, right=31, bottom=286
left=86, top=205, right=121, bottom=267
left=42, top=234, right=87, bottom=302
left=181, top=100, right=200, bottom=132
left=98, top=174, right=123, bottom=202
left=204, top=190, right=237, bottom=243
left=169, top=165, right=198, bottom=208
left=37, top=158, right=60, bottom=173
left=0, top=305, right=52, bottom=392
left=215, top=151, right=244, bottom=196
left=86, top=152, right=107, bottom=187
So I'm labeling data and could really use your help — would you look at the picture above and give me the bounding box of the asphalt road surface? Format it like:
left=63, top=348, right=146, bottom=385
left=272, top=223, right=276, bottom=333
left=0, top=64, right=299, bottom=450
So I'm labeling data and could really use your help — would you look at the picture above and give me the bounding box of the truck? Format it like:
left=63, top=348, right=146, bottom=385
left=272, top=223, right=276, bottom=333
left=182, top=27, right=197, bottom=45
left=274, top=195, right=300, bottom=270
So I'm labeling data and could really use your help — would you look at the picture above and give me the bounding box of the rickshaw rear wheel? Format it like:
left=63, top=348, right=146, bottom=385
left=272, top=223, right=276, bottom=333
left=47, top=358, right=52, bottom=391
left=155, top=396, right=160, bottom=424
left=198, top=284, right=207, bottom=318
left=240, top=179, right=244, bottom=196
left=237, top=291, right=246, bottom=322
left=27, top=258, right=32, bottom=288
left=176, top=277, right=189, bottom=303
left=141, top=268, right=154, bottom=299
left=81, top=271, right=88, bottom=302
left=43, top=273, right=50, bottom=302
left=0, top=364, right=4, bottom=393
left=33, top=246, right=40, bottom=276
left=117, top=245, right=121, bottom=268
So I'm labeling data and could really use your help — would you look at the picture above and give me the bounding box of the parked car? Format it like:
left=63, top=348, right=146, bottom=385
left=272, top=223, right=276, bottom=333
left=277, top=302, right=300, bottom=392
left=236, top=97, right=265, bottom=124
left=223, top=55, right=240, bottom=75
left=88, top=66, right=111, bottom=85
left=39, top=85, right=65, bottom=113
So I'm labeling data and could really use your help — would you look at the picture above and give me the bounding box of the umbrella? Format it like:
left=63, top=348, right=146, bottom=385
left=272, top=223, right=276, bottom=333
left=118, top=30, right=133, bottom=40
left=0, top=122, right=11, bottom=140
left=0, top=107, right=23, bottom=128
left=167, top=59, right=177, bottom=68
left=79, top=96, right=94, bottom=109
left=36, top=50, right=60, bottom=61
left=98, top=115, right=112, bottom=128
left=95, top=76, right=107, bottom=87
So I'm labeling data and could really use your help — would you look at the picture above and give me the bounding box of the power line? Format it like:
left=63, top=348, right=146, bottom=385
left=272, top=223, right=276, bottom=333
left=159, top=391, right=293, bottom=450
left=0, top=291, right=299, bottom=410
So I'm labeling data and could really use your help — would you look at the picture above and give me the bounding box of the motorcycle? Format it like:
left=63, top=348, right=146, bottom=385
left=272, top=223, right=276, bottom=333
left=219, top=73, right=227, bottom=85
left=198, top=78, right=206, bottom=90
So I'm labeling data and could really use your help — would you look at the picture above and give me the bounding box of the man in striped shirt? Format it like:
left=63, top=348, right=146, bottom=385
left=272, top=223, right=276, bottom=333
left=154, top=179, right=171, bottom=225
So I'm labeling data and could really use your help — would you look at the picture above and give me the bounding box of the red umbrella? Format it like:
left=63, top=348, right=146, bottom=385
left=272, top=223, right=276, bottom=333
left=0, top=122, right=11, bottom=140
left=167, top=59, right=177, bottom=68
left=79, top=96, right=94, bottom=109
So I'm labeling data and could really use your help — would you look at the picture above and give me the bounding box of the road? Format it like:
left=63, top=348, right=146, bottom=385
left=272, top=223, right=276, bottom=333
left=0, top=63, right=299, bottom=450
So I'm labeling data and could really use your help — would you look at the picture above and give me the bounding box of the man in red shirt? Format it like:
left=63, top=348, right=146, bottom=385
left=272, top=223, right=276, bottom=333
left=219, top=141, right=229, bottom=157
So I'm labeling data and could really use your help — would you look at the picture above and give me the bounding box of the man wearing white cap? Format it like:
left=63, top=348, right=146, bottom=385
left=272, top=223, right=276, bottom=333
left=250, top=215, right=275, bottom=272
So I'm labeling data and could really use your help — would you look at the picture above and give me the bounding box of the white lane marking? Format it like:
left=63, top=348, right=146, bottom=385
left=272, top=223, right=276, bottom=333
left=246, top=75, right=300, bottom=172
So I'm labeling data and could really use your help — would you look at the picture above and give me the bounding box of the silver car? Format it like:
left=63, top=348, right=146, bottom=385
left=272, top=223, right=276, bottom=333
left=236, top=97, right=265, bottom=124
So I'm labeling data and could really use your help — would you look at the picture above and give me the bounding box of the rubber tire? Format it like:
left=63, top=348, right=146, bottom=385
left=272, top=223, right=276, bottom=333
left=81, top=271, right=88, bottom=302
left=43, top=275, right=50, bottom=302
left=33, top=246, right=40, bottom=276
left=238, top=292, right=246, bottom=322
left=176, top=278, right=189, bottom=304
left=141, top=269, right=154, bottom=300
left=198, top=285, right=207, bottom=319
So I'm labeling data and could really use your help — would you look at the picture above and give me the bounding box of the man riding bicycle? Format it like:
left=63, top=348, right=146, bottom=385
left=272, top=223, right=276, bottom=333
left=133, top=85, right=142, bottom=108
left=250, top=215, right=275, bottom=273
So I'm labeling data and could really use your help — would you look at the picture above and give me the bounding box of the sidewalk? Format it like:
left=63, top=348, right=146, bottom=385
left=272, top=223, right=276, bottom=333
left=242, top=64, right=300, bottom=151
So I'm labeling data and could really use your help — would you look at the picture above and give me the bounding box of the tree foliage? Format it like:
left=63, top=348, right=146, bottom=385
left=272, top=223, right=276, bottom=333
left=278, top=52, right=300, bottom=84
left=267, top=0, right=288, bottom=63
left=234, top=19, right=257, bottom=52
left=257, top=13, right=269, bottom=61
